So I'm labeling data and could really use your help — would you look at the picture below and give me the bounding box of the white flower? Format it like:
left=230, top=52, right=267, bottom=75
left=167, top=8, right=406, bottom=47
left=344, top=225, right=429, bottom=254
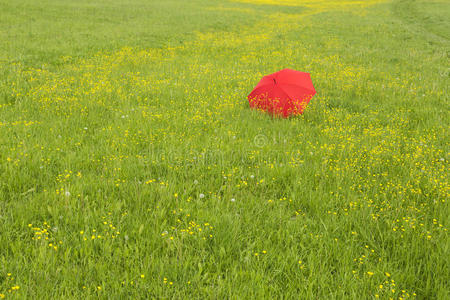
left=65, top=191, right=71, bottom=197
left=83, top=127, right=88, bottom=130
left=193, top=180, right=199, bottom=185
left=250, top=175, right=254, bottom=179
left=231, top=198, right=236, bottom=202
left=199, top=193, right=205, bottom=199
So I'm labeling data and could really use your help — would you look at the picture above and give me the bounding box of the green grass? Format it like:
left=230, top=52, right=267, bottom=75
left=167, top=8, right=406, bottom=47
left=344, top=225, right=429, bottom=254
left=0, top=0, right=449, bottom=298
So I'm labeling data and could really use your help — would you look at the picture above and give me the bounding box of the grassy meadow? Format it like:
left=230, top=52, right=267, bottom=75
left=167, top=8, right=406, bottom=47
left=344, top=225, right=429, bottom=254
left=0, top=0, right=449, bottom=298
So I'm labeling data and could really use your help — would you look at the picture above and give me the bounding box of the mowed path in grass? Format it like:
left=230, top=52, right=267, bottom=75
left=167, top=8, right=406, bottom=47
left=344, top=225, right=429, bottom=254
left=0, top=0, right=448, bottom=298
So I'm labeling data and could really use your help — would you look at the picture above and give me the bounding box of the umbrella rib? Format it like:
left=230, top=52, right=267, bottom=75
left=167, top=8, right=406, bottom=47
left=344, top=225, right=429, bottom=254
left=278, top=86, right=312, bottom=103
left=275, top=86, right=291, bottom=101
left=248, top=84, right=275, bottom=97
left=279, top=83, right=316, bottom=95
left=249, top=84, right=293, bottom=102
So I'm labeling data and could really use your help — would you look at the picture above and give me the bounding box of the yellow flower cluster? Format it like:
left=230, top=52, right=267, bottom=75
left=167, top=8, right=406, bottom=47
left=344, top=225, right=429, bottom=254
left=160, top=209, right=214, bottom=241
left=1, top=273, right=20, bottom=296
left=28, top=222, right=62, bottom=251
left=79, top=215, right=121, bottom=241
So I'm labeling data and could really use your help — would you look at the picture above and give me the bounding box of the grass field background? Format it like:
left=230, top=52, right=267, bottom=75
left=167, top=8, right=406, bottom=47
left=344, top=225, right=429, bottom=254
left=0, top=0, right=449, bottom=298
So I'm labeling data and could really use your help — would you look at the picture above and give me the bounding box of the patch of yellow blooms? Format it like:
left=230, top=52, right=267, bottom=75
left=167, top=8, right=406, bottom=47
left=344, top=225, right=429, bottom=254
left=233, top=0, right=387, bottom=10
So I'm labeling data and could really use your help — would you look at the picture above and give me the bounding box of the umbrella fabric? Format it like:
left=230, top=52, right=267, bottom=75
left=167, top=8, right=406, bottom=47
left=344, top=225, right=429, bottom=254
left=248, top=69, right=316, bottom=118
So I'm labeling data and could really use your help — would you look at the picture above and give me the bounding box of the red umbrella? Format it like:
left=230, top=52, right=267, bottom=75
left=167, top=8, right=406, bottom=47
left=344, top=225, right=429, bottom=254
left=248, top=69, right=316, bottom=118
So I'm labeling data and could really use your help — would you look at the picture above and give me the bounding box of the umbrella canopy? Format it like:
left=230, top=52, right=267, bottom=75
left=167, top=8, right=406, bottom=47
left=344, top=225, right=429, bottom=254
left=248, top=69, right=316, bottom=118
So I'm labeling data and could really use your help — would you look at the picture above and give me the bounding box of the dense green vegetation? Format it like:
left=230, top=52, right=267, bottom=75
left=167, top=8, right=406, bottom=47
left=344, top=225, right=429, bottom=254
left=0, top=0, right=448, bottom=298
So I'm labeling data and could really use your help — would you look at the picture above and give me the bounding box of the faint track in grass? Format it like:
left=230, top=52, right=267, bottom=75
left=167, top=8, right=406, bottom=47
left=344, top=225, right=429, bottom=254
left=392, top=0, right=450, bottom=46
